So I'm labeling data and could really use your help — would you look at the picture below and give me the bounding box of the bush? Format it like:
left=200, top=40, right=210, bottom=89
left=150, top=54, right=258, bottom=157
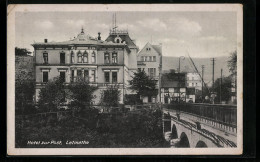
left=125, top=94, right=143, bottom=105
left=100, top=85, right=121, bottom=107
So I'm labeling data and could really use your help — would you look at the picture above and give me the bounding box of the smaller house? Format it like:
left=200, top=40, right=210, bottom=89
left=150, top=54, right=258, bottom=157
left=137, top=42, right=162, bottom=103
left=160, top=71, right=186, bottom=104
left=186, top=72, right=202, bottom=102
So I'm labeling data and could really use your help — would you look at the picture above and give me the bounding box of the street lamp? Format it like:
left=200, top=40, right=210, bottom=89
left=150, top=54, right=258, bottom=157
left=178, top=56, right=185, bottom=73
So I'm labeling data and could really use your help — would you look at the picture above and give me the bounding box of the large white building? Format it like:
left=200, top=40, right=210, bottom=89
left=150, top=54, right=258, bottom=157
left=32, top=28, right=138, bottom=105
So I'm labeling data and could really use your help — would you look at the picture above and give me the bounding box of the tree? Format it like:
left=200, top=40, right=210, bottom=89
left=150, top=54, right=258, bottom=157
left=227, top=50, right=237, bottom=76
left=129, top=69, right=157, bottom=101
left=100, top=84, right=121, bottom=107
left=227, top=50, right=237, bottom=104
left=15, top=47, right=32, bottom=56
left=15, top=78, right=35, bottom=114
left=211, top=76, right=232, bottom=103
left=67, top=77, right=97, bottom=110
left=38, top=77, right=69, bottom=111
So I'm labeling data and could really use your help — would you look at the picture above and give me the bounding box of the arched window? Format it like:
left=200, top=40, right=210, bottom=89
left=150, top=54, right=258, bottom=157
left=77, top=51, right=82, bottom=63
left=83, top=50, right=88, bottom=63
left=71, top=51, right=75, bottom=63
left=92, top=51, right=96, bottom=63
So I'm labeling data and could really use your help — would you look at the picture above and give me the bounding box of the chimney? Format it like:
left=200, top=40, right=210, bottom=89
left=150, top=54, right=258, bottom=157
left=98, top=32, right=101, bottom=40
left=44, top=39, right=48, bottom=43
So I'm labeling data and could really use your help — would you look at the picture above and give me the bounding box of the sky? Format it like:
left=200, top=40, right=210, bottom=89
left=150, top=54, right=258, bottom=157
left=15, top=11, right=237, bottom=58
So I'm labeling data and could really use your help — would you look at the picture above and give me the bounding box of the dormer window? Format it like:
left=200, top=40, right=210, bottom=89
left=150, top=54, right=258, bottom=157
left=83, top=50, right=88, bottom=63
left=77, top=51, right=82, bottom=63
left=114, top=35, right=122, bottom=43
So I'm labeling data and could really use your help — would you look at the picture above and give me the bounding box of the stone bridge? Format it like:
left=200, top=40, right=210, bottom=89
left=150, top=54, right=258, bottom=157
left=162, top=103, right=237, bottom=148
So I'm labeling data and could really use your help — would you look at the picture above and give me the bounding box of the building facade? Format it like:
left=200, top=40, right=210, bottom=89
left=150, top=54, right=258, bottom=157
left=185, top=72, right=203, bottom=102
left=160, top=71, right=186, bottom=104
left=137, top=42, right=162, bottom=103
left=32, top=28, right=137, bottom=105
left=186, top=72, right=202, bottom=90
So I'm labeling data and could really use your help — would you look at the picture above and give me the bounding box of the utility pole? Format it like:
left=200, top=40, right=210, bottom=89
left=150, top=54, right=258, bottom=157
left=211, top=58, right=216, bottom=104
left=220, top=68, right=223, bottom=104
left=211, top=58, right=216, bottom=89
left=201, top=65, right=205, bottom=99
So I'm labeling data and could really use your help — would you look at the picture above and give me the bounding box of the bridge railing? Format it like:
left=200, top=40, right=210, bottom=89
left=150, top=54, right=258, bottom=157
left=166, top=103, right=237, bottom=128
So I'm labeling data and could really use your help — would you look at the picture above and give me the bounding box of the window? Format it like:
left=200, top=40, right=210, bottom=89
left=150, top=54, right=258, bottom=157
left=91, top=70, right=96, bottom=82
left=77, top=51, right=82, bottom=63
left=105, top=72, right=110, bottom=83
left=141, top=56, right=144, bottom=61
left=77, top=70, right=82, bottom=79
left=84, top=70, right=89, bottom=82
left=71, top=70, right=74, bottom=82
left=143, top=56, right=146, bottom=62
left=92, top=51, right=96, bottom=63
left=148, top=68, right=156, bottom=77
left=83, top=51, right=88, bottom=63
left=60, top=53, right=65, bottom=64
left=112, top=72, right=117, bottom=83
left=138, top=68, right=141, bottom=71
left=43, top=72, right=48, bottom=82
left=71, top=51, right=75, bottom=63
left=104, top=53, right=110, bottom=64
left=153, top=56, right=156, bottom=62
left=146, top=56, right=150, bottom=61
left=149, top=56, right=152, bottom=62
left=60, top=72, right=66, bottom=83
left=192, top=83, right=194, bottom=87
left=43, top=52, right=48, bottom=64
left=112, top=53, right=117, bottom=63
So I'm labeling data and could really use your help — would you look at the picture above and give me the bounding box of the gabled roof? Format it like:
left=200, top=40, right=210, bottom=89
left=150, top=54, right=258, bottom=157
left=138, top=42, right=162, bottom=56
left=161, top=73, right=186, bottom=88
left=151, top=45, right=162, bottom=55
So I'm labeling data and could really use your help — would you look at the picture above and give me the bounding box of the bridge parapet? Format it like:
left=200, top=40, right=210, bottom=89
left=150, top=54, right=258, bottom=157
left=164, top=103, right=237, bottom=132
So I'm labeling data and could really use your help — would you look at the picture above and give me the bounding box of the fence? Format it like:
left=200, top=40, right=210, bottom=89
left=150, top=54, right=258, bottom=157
left=166, top=103, right=237, bottom=128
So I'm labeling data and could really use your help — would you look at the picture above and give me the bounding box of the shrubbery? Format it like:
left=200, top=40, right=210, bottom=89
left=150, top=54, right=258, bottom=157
left=15, top=108, right=168, bottom=148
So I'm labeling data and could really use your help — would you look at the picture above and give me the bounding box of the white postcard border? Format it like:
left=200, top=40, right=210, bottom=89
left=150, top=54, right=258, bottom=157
left=7, top=4, right=243, bottom=155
